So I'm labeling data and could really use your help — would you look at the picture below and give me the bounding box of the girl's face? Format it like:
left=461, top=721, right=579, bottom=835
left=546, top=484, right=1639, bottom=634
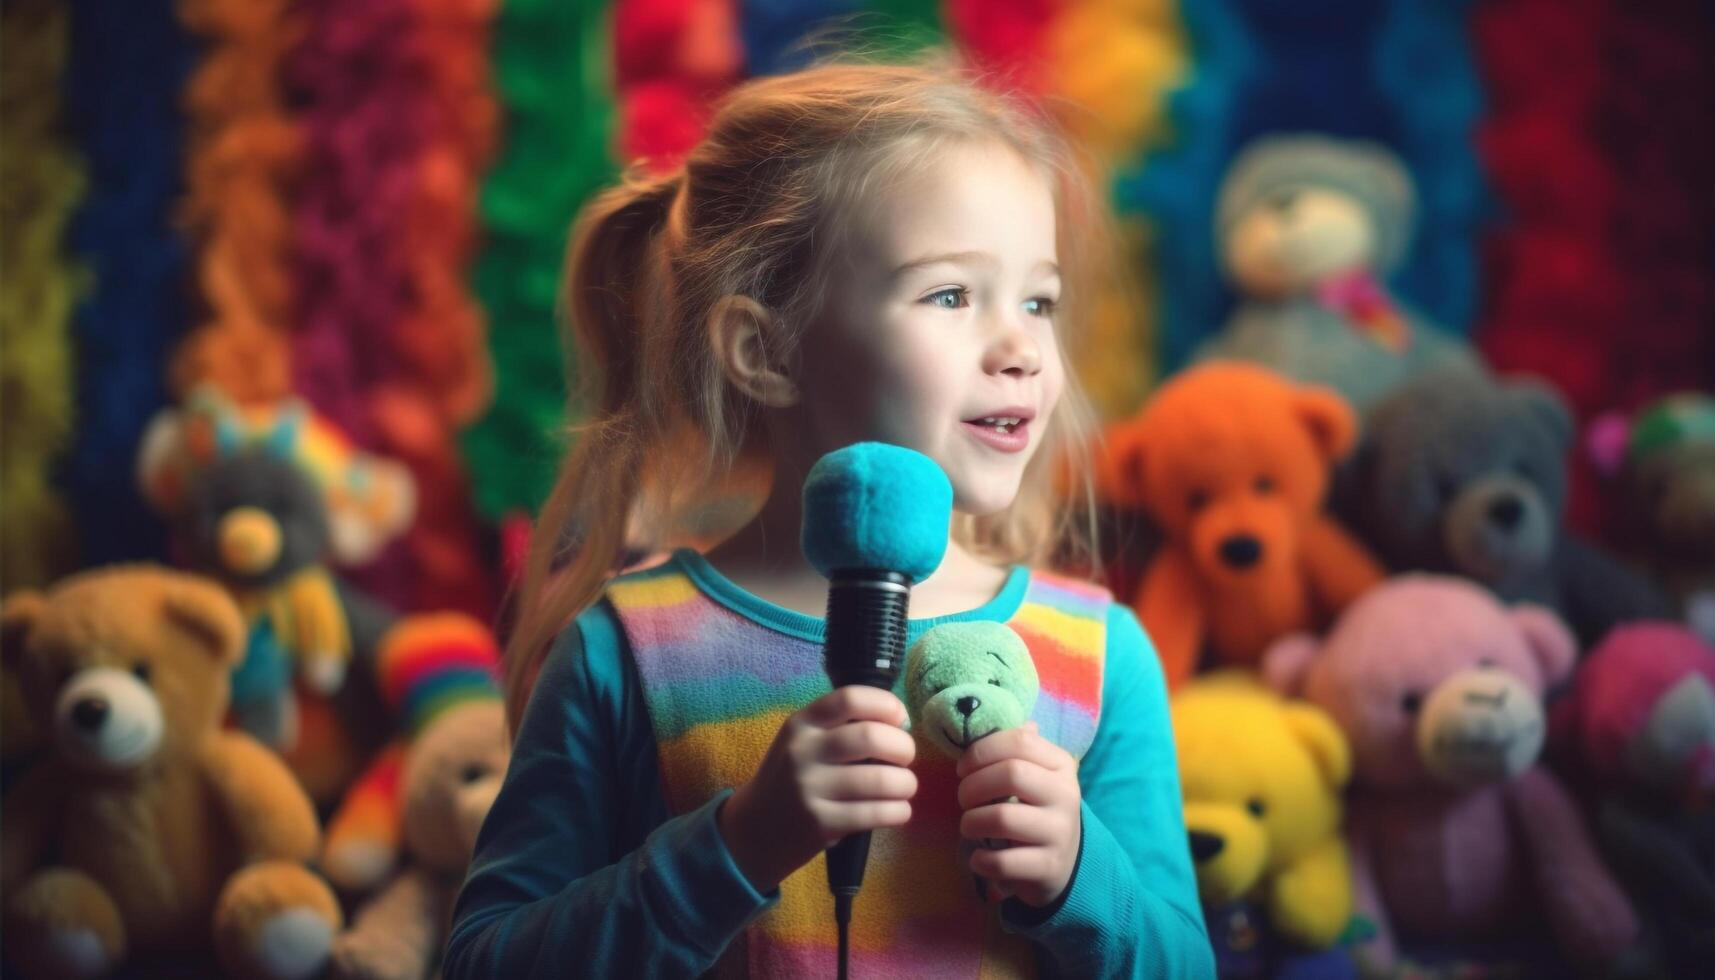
left=792, top=140, right=1066, bottom=517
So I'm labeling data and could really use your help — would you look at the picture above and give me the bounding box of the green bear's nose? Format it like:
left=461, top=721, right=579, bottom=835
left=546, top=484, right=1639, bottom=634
left=956, top=696, right=980, bottom=718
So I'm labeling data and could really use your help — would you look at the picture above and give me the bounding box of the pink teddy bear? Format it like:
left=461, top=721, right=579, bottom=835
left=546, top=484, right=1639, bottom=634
left=1264, top=575, right=1639, bottom=974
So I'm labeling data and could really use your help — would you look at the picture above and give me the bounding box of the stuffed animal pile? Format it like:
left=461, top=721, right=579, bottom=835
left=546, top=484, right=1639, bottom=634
left=1, top=381, right=512, bottom=976
left=1089, top=131, right=1703, bottom=976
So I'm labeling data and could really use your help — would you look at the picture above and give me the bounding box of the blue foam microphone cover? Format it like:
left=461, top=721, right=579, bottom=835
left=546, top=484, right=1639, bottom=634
left=802, top=442, right=953, bottom=583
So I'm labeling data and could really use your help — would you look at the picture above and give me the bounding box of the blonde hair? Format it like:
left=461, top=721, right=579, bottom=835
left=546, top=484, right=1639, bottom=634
left=505, top=60, right=1111, bottom=728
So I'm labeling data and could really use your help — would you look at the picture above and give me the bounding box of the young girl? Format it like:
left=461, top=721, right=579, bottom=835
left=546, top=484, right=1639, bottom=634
left=445, top=62, right=1210, bottom=978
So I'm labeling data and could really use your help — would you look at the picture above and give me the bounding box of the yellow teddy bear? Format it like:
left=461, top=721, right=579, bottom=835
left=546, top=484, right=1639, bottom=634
left=1173, top=672, right=1355, bottom=959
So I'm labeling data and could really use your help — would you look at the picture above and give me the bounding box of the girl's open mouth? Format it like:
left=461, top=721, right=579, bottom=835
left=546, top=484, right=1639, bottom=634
left=962, top=416, right=1030, bottom=453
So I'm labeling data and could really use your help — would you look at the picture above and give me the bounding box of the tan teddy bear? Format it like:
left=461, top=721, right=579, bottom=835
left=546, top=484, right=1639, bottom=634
left=1, top=566, right=343, bottom=979
left=330, top=699, right=507, bottom=980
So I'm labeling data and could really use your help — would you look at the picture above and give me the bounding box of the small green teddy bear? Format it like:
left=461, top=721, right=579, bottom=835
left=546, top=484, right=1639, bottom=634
left=904, top=621, right=1040, bottom=759
left=905, top=622, right=1041, bottom=896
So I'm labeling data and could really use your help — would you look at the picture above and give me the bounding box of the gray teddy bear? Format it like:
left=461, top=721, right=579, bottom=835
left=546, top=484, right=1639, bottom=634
left=1337, top=369, right=1673, bottom=645
left=1197, top=134, right=1483, bottom=413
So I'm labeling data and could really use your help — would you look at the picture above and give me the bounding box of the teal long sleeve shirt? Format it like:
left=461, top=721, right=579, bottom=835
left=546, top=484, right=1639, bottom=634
left=445, top=554, right=1212, bottom=978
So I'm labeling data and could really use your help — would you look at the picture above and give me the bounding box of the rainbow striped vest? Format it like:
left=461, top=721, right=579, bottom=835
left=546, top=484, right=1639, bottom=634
left=607, top=554, right=1111, bottom=978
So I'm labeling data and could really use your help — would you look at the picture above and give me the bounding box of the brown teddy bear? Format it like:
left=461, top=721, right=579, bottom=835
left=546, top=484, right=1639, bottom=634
left=1, top=566, right=343, bottom=979
left=1100, top=362, right=1385, bottom=688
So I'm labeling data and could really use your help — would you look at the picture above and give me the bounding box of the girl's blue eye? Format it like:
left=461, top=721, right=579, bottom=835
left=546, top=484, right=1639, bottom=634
left=924, top=287, right=968, bottom=310
left=1024, top=296, right=1057, bottom=318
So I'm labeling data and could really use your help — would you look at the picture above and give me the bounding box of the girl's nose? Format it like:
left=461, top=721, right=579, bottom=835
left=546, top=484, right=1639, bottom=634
left=984, top=323, right=1042, bottom=378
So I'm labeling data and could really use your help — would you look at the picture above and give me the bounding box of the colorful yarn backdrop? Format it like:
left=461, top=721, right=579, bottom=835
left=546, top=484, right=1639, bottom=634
left=172, top=0, right=299, bottom=409
left=60, top=0, right=194, bottom=569
left=1, top=0, right=85, bottom=589
left=8, top=0, right=1711, bottom=607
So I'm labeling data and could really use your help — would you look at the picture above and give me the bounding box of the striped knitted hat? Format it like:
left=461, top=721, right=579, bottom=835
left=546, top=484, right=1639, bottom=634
left=375, top=612, right=501, bottom=736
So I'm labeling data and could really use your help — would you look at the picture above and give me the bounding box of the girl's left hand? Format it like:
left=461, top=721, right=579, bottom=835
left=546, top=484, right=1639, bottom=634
left=955, top=721, right=1082, bottom=908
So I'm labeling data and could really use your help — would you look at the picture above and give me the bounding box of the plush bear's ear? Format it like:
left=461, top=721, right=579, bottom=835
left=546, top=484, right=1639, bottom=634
left=1293, top=386, right=1358, bottom=463
left=1510, top=380, right=1574, bottom=453
left=327, top=456, right=417, bottom=565
left=2, top=592, right=46, bottom=666
left=1094, top=423, right=1153, bottom=509
left=1281, top=702, right=1351, bottom=790
left=1263, top=632, right=1320, bottom=697
left=1511, top=604, right=1577, bottom=687
left=161, top=578, right=246, bottom=667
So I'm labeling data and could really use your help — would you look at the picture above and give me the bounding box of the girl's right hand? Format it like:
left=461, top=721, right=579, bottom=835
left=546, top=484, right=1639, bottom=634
left=717, top=685, right=918, bottom=893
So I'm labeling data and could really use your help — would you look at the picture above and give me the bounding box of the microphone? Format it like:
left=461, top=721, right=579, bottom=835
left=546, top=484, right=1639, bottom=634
left=801, top=443, right=952, bottom=978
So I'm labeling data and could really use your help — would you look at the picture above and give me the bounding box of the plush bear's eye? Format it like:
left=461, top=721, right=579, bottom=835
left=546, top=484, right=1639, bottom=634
left=1246, top=798, right=1267, bottom=818
left=132, top=662, right=152, bottom=685
left=1400, top=691, right=1423, bottom=714
left=461, top=764, right=488, bottom=784
left=1187, top=489, right=1210, bottom=512
left=1253, top=475, right=1275, bottom=495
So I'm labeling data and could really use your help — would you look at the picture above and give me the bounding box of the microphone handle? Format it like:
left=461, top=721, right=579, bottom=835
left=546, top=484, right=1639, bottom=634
left=823, top=570, right=910, bottom=899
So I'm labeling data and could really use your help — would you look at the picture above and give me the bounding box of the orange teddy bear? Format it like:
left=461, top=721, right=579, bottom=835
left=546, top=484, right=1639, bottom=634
left=1102, top=362, right=1384, bottom=688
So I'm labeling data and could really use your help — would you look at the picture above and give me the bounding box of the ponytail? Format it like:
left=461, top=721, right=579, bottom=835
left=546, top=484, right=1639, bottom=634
left=502, top=171, right=681, bottom=730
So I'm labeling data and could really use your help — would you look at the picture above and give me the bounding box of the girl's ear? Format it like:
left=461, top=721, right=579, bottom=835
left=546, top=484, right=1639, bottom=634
left=708, top=295, right=798, bottom=408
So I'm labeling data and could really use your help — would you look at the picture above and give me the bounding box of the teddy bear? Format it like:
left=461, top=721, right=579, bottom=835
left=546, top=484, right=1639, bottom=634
left=1548, top=622, right=1715, bottom=978
left=1098, top=362, right=1386, bottom=688
left=1195, top=134, right=1484, bottom=414
left=320, top=613, right=505, bottom=893
left=1589, top=393, right=1715, bottom=644
left=903, top=621, right=1038, bottom=892
left=326, top=617, right=508, bottom=980
left=1339, top=368, right=1674, bottom=646
left=1264, top=575, right=1639, bottom=975
left=1172, top=673, right=1357, bottom=980
left=1, top=565, right=342, bottom=979
left=138, top=385, right=413, bottom=804
left=904, top=621, right=1039, bottom=760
